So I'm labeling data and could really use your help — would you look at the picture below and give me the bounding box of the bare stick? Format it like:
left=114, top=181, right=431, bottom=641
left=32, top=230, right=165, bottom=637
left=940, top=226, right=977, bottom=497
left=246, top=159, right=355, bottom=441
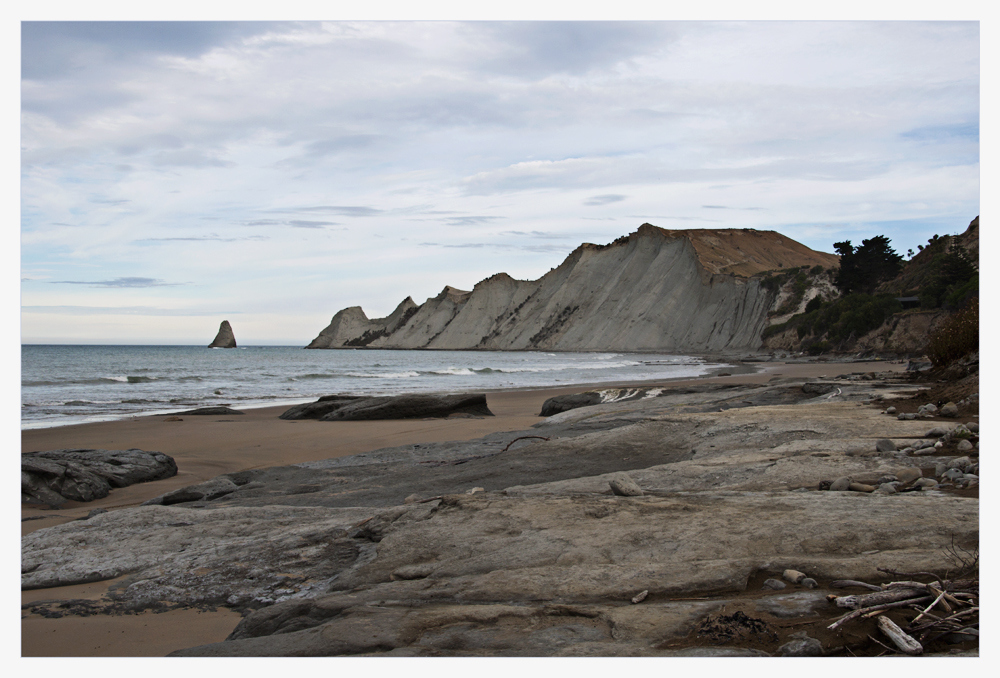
left=877, top=616, right=923, bottom=655
left=907, top=608, right=946, bottom=624
left=834, top=587, right=925, bottom=610
left=502, top=436, right=550, bottom=452
left=885, top=580, right=933, bottom=590
left=877, top=567, right=943, bottom=581
left=928, top=585, right=953, bottom=613
left=828, top=596, right=933, bottom=630
left=942, top=607, right=979, bottom=621
left=949, top=592, right=978, bottom=601
left=868, top=634, right=895, bottom=653
left=911, top=589, right=948, bottom=624
left=830, top=580, right=882, bottom=591
left=942, top=592, right=962, bottom=609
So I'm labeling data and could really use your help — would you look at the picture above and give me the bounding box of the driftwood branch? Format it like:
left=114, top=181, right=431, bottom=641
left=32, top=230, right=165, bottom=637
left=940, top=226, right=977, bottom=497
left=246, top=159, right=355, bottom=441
left=885, top=580, right=934, bottom=590
left=911, top=589, right=948, bottom=624
left=877, top=616, right=923, bottom=655
left=949, top=592, right=978, bottom=600
left=830, top=579, right=882, bottom=591
left=828, top=596, right=933, bottom=630
left=877, top=567, right=943, bottom=582
left=834, top=587, right=924, bottom=610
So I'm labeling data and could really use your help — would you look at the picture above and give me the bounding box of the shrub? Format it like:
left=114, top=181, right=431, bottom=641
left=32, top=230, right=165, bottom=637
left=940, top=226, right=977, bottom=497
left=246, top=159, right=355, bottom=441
left=760, top=274, right=783, bottom=292
left=944, top=274, right=978, bottom=310
left=804, top=340, right=831, bottom=355
left=772, top=293, right=901, bottom=349
left=919, top=242, right=977, bottom=309
left=762, top=322, right=788, bottom=339
left=927, top=298, right=979, bottom=367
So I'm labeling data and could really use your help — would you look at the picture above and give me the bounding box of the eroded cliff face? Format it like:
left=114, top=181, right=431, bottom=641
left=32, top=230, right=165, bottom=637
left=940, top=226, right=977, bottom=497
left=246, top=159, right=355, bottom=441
left=307, top=224, right=838, bottom=352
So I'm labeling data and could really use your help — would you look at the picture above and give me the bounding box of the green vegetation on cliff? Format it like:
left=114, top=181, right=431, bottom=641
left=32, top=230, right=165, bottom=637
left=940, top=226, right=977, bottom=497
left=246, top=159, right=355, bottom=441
left=764, top=217, right=978, bottom=357
left=764, top=293, right=903, bottom=353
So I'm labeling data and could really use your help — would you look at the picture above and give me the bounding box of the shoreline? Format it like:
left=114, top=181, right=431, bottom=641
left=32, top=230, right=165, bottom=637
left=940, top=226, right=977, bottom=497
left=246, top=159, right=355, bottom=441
left=21, top=358, right=910, bottom=657
left=20, top=352, right=904, bottom=432
left=20, top=349, right=741, bottom=432
left=21, top=359, right=905, bottom=527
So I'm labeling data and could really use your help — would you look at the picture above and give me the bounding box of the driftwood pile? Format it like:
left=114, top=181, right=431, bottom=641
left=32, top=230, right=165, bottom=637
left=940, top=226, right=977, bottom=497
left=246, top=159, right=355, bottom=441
left=827, top=565, right=979, bottom=656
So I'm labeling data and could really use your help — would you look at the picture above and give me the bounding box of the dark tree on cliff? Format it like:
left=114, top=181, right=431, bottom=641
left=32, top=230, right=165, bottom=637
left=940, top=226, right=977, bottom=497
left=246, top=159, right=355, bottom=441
left=833, top=236, right=903, bottom=295
left=920, top=244, right=978, bottom=309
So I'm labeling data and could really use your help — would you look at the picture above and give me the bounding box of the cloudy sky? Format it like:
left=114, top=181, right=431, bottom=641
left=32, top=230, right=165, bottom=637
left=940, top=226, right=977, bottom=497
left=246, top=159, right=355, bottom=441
left=19, top=18, right=980, bottom=344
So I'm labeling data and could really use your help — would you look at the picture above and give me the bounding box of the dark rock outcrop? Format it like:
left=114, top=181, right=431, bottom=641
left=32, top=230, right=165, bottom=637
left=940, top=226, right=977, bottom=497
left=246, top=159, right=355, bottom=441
left=21, top=449, right=178, bottom=507
left=142, top=477, right=240, bottom=506
left=539, top=392, right=604, bottom=416
left=278, top=395, right=365, bottom=420
left=280, top=393, right=494, bottom=421
left=172, top=407, right=245, bottom=416
left=209, top=320, right=237, bottom=348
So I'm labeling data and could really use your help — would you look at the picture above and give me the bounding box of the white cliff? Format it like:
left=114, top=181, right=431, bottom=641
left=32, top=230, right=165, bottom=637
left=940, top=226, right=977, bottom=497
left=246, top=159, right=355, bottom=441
left=307, top=224, right=839, bottom=352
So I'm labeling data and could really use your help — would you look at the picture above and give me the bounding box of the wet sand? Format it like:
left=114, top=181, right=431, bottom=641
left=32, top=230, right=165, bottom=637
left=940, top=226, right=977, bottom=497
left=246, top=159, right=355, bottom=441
left=20, top=360, right=905, bottom=657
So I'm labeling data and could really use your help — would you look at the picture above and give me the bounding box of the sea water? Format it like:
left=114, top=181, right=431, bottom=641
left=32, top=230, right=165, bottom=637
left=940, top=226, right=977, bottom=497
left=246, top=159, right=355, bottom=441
left=20, top=345, right=729, bottom=429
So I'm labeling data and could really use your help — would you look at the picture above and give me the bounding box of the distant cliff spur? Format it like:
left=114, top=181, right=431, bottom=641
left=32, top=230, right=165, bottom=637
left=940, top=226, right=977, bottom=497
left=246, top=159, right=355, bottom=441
left=306, top=224, right=838, bottom=352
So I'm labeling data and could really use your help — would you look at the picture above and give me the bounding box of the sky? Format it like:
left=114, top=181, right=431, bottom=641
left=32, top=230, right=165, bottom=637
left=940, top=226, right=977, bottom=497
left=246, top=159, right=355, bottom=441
left=18, top=14, right=982, bottom=344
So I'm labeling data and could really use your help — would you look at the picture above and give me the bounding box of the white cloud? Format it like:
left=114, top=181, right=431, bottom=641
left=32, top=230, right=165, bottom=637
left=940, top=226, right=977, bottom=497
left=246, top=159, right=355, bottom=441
left=20, top=20, right=979, bottom=343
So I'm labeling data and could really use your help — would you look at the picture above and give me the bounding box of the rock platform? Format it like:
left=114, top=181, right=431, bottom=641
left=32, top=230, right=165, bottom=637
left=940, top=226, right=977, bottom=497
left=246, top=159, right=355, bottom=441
left=21, top=375, right=979, bottom=656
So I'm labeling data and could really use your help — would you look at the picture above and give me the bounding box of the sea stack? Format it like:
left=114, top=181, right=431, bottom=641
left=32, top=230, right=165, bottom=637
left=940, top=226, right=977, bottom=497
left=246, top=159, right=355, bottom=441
left=208, top=320, right=237, bottom=348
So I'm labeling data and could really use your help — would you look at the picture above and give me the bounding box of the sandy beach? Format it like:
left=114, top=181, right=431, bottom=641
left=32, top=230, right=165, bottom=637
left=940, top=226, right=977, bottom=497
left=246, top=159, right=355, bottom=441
left=21, top=360, right=906, bottom=657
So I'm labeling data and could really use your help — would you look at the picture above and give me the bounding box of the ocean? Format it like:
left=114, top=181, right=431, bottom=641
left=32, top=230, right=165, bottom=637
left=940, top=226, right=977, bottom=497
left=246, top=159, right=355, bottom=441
left=20, top=345, right=730, bottom=429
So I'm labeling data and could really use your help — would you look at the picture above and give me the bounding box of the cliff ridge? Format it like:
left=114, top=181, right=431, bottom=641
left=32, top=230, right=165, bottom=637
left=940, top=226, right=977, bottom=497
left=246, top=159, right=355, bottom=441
left=307, top=223, right=838, bottom=352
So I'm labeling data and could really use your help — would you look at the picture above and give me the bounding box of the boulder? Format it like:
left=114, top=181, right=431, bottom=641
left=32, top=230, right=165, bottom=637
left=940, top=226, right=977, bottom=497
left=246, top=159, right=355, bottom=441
left=895, top=468, right=923, bottom=485
left=144, top=477, right=239, bottom=506
left=802, top=382, right=837, bottom=395
left=829, top=477, right=851, bottom=491
left=319, top=394, right=494, bottom=421
left=208, top=320, right=237, bottom=348
left=875, top=439, right=896, bottom=452
left=172, top=407, right=244, bottom=416
left=608, top=473, right=643, bottom=497
left=279, top=395, right=365, bottom=420
left=940, top=402, right=959, bottom=418
left=777, top=635, right=823, bottom=657
left=281, top=393, right=494, bottom=421
left=22, top=449, right=178, bottom=506
left=539, top=392, right=604, bottom=417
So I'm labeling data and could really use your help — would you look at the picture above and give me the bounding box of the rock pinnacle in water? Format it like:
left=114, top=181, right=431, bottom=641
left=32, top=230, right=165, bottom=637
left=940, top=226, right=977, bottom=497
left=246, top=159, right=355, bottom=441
left=208, top=320, right=237, bottom=348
